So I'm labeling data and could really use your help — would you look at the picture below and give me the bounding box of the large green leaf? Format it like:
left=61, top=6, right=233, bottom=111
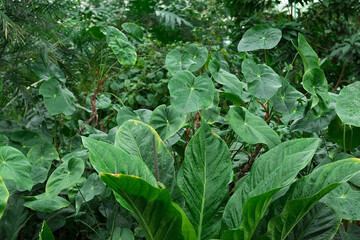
left=100, top=173, right=196, bottom=240
left=165, top=45, right=208, bottom=74
left=209, top=59, right=243, bottom=97
left=82, top=137, right=157, bottom=187
left=177, top=124, right=232, bottom=239
left=39, top=220, right=55, bottom=240
left=75, top=173, right=105, bottom=214
left=227, top=106, right=281, bottom=148
left=222, top=138, right=320, bottom=234
left=149, top=105, right=186, bottom=141
left=106, top=26, right=137, bottom=66
left=114, top=120, right=175, bottom=189
left=32, top=52, right=66, bottom=83
left=168, top=71, right=214, bottom=114
left=294, top=33, right=319, bottom=72
left=39, top=78, right=75, bottom=116
left=116, top=107, right=152, bottom=126
left=23, top=193, right=70, bottom=212
left=0, top=176, right=8, bottom=219
left=302, top=67, right=330, bottom=112
left=237, top=25, right=282, bottom=52
left=260, top=158, right=360, bottom=240
left=122, top=22, right=143, bottom=42
left=328, top=115, right=360, bottom=151
left=0, top=197, right=28, bottom=239
left=287, top=203, right=341, bottom=240
left=45, top=157, right=84, bottom=196
left=0, top=146, right=33, bottom=191
left=323, top=182, right=360, bottom=220
left=270, top=77, right=304, bottom=113
left=241, top=59, right=282, bottom=100
left=10, top=130, right=49, bottom=154
left=336, top=81, right=360, bottom=127
left=27, top=143, right=59, bottom=167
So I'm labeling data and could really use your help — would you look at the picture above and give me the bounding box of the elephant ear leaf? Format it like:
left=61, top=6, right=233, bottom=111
left=106, top=26, right=137, bottom=66
left=100, top=173, right=196, bottom=240
left=0, top=176, right=9, bottom=219
left=238, top=25, right=282, bottom=52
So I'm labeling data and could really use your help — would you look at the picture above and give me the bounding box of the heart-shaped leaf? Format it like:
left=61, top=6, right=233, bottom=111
left=122, top=22, right=143, bottom=42
left=238, top=25, right=282, bottom=52
left=168, top=71, right=214, bottom=114
left=336, top=81, right=360, bottom=127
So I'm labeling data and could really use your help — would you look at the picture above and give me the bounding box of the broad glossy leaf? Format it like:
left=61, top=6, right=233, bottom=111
left=339, top=225, right=360, bottom=240
left=39, top=78, right=75, bottom=116
left=122, top=22, right=143, bottom=42
left=328, top=115, right=360, bottom=151
left=182, top=44, right=208, bottom=72
left=45, top=157, right=84, bottom=196
left=27, top=143, right=59, bottom=168
left=0, top=176, right=8, bottom=219
left=336, top=81, right=360, bottom=127
left=238, top=25, right=282, bottom=52
left=82, top=137, right=157, bottom=187
left=302, top=67, right=330, bottom=112
left=260, top=158, right=360, bottom=240
left=149, top=105, right=186, bottom=141
left=116, top=107, right=152, bottom=126
left=32, top=53, right=66, bottom=83
left=112, top=227, right=135, bottom=240
left=114, top=120, right=175, bottom=189
left=242, top=59, right=282, bottom=100
left=168, top=71, right=214, bottom=114
left=227, top=106, right=281, bottom=148
left=295, top=33, right=319, bottom=71
left=106, top=26, right=137, bottom=66
left=287, top=203, right=341, bottom=240
left=100, top=173, right=196, bottom=240
left=209, top=59, right=243, bottom=97
left=75, top=173, right=105, bottom=214
left=0, top=197, right=28, bottom=239
left=177, top=124, right=232, bottom=239
left=23, top=193, right=70, bottom=212
left=222, top=138, right=320, bottom=233
left=39, top=220, right=55, bottom=240
left=10, top=130, right=48, bottom=153
left=270, top=77, right=304, bottom=113
left=323, top=182, right=360, bottom=220
left=165, top=49, right=183, bottom=75
left=0, top=146, right=33, bottom=191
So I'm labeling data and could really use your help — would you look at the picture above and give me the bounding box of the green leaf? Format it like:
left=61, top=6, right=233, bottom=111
left=82, top=137, right=157, bottom=187
left=328, top=115, right=360, bottom=151
left=168, top=71, right=214, bottom=114
left=270, top=77, right=304, bottom=113
left=260, top=158, right=360, bottom=240
left=39, top=220, right=55, bottom=240
left=286, top=203, right=341, bottom=240
left=106, top=26, right=137, bottom=66
left=302, top=67, right=330, bottom=112
left=336, top=81, right=360, bottom=127
left=0, top=197, right=28, bottom=239
left=227, top=106, right=281, bottom=148
left=237, top=25, right=282, bottom=52
left=222, top=138, right=320, bottom=233
left=339, top=225, right=360, bottom=240
left=177, top=124, right=232, bottom=239
left=45, top=157, right=84, bottom=196
left=116, top=107, right=152, bottom=126
left=114, top=120, right=175, bottom=189
left=165, top=45, right=208, bottom=74
left=0, top=176, right=9, bottom=219
left=295, top=33, right=319, bottom=71
left=111, top=227, right=135, bottom=240
left=75, top=173, right=105, bottom=215
left=10, top=130, right=49, bottom=153
left=182, top=44, right=208, bottom=72
left=0, top=76, right=3, bottom=92
left=242, top=59, right=282, bottom=100
left=23, top=193, right=70, bottom=212
left=149, top=105, right=186, bottom=141
left=100, top=173, right=196, bottom=240
left=323, top=182, right=360, bottom=220
left=0, top=146, right=33, bottom=191
left=209, top=59, right=243, bottom=97
left=39, top=78, right=75, bottom=116
left=32, top=53, right=66, bottom=83
left=122, top=22, right=143, bottom=42
left=27, top=143, right=59, bottom=168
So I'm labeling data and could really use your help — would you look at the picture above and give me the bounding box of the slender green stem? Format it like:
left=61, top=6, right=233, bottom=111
left=285, top=52, right=299, bottom=79
left=343, top=124, right=347, bottom=153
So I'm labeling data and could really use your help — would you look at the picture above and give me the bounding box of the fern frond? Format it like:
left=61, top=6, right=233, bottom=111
left=155, top=9, right=193, bottom=29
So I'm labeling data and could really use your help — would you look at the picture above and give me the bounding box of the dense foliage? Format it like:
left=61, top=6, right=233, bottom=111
left=1, top=0, right=360, bottom=239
